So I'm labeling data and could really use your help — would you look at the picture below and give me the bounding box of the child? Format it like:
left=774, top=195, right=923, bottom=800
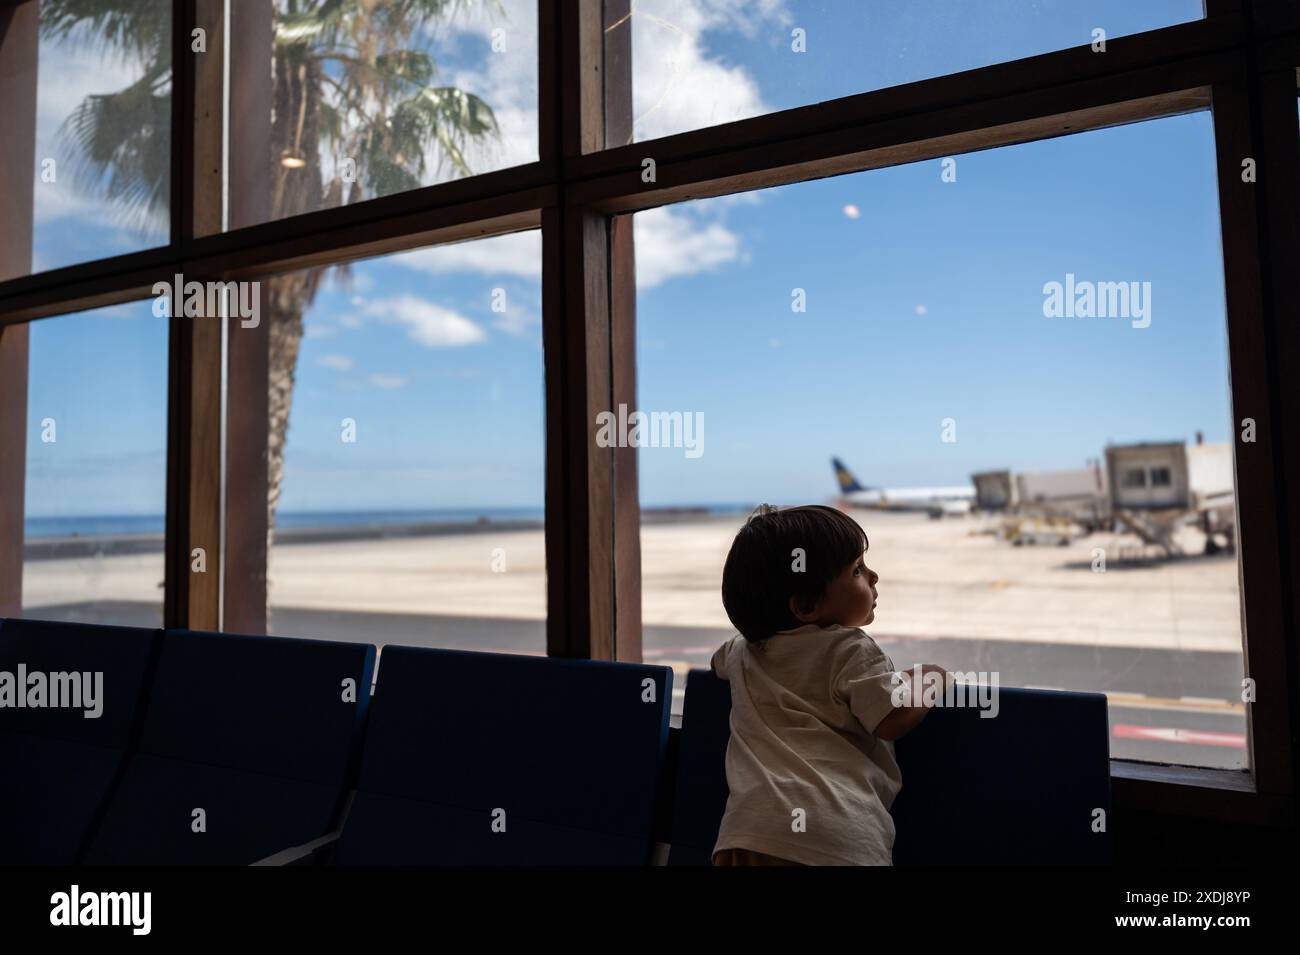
left=710, top=503, right=947, bottom=867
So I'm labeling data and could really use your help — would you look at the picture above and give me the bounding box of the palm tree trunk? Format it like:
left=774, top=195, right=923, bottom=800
left=266, top=271, right=311, bottom=538
left=264, top=44, right=324, bottom=623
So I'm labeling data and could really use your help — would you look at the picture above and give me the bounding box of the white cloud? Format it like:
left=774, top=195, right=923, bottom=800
left=423, top=0, right=791, bottom=160
left=317, top=354, right=354, bottom=371
left=669, top=0, right=792, bottom=37
left=82, top=302, right=147, bottom=321
left=365, top=294, right=486, bottom=347
left=627, top=0, right=790, bottom=142
left=416, top=0, right=792, bottom=162
left=368, top=373, right=409, bottom=390
left=490, top=305, right=540, bottom=341
left=395, top=230, right=540, bottom=280
left=396, top=204, right=743, bottom=292
left=633, top=205, right=742, bottom=288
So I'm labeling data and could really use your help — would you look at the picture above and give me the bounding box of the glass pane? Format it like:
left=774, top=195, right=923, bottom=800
left=632, top=111, right=1246, bottom=770
left=27, top=0, right=173, bottom=273
left=617, top=0, right=1203, bottom=144
left=262, top=231, right=545, bottom=655
left=226, top=0, right=538, bottom=230
left=23, top=303, right=168, bottom=626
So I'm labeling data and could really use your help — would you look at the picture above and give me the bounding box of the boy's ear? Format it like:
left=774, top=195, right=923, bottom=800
left=788, top=593, right=820, bottom=623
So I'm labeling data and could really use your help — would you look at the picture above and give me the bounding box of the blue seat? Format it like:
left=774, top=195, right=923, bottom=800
left=0, top=617, right=161, bottom=864
left=82, top=629, right=374, bottom=865
left=334, top=647, right=672, bottom=864
left=668, top=668, right=1113, bottom=865
left=667, top=668, right=732, bottom=865
left=891, top=686, right=1112, bottom=865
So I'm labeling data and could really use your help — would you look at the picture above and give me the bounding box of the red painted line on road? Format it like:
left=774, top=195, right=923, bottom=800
left=1113, top=724, right=1245, bottom=748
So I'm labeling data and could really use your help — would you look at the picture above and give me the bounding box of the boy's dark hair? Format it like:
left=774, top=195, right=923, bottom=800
left=722, top=504, right=868, bottom=643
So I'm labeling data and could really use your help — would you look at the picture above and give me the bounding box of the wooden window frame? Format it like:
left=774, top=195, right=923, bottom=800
left=0, top=0, right=1297, bottom=827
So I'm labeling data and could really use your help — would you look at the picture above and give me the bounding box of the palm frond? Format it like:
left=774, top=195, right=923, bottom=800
left=40, top=0, right=172, bottom=66
left=374, top=49, right=436, bottom=87
left=390, top=0, right=508, bottom=29
left=363, top=151, right=425, bottom=197
left=55, top=61, right=171, bottom=232
left=45, top=0, right=508, bottom=230
left=275, top=0, right=350, bottom=46
left=381, top=87, right=489, bottom=181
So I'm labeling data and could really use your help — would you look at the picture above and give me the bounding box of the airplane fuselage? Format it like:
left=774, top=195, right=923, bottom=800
left=843, top=486, right=975, bottom=513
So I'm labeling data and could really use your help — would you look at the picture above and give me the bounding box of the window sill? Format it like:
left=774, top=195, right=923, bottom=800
left=1111, top=759, right=1294, bottom=827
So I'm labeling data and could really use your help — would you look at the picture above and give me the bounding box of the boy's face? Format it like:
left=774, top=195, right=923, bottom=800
left=801, top=548, right=879, bottom=628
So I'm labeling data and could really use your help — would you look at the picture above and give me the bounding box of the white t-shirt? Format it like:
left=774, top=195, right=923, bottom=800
left=710, top=623, right=903, bottom=866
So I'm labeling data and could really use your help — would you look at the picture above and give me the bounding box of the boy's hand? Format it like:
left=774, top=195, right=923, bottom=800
left=875, top=664, right=948, bottom=741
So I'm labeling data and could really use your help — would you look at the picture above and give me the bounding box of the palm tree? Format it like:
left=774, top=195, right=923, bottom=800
left=42, top=0, right=174, bottom=233
left=44, top=0, right=503, bottom=607
left=263, top=0, right=501, bottom=542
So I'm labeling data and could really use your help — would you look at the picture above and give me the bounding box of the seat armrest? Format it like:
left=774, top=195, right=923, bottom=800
left=249, top=790, right=356, bottom=866
left=250, top=829, right=342, bottom=866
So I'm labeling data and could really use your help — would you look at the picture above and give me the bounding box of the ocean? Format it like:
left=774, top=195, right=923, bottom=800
left=23, top=504, right=754, bottom=541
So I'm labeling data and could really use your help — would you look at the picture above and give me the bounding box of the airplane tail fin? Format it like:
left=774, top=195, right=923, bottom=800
left=832, top=457, right=867, bottom=494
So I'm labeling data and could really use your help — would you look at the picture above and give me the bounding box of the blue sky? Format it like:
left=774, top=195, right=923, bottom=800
left=629, top=0, right=1203, bottom=140
left=22, top=0, right=1235, bottom=517
left=636, top=111, right=1230, bottom=504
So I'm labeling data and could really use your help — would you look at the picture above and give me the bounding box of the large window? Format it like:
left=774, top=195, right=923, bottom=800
left=1, top=1, right=1298, bottom=822
left=262, top=232, right=545, bottom=653
left=633, top=112, right=1245, bottom=769
left=21, top=303, right=168, bottom=626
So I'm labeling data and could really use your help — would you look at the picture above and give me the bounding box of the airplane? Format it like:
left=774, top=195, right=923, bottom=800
left=832, top=457, right=975, bottom=517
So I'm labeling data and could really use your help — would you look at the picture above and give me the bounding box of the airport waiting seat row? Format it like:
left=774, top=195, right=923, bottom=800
left=0, top=618, right=671, bottom=866
left=0, top=617, right=1112, bottom=865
